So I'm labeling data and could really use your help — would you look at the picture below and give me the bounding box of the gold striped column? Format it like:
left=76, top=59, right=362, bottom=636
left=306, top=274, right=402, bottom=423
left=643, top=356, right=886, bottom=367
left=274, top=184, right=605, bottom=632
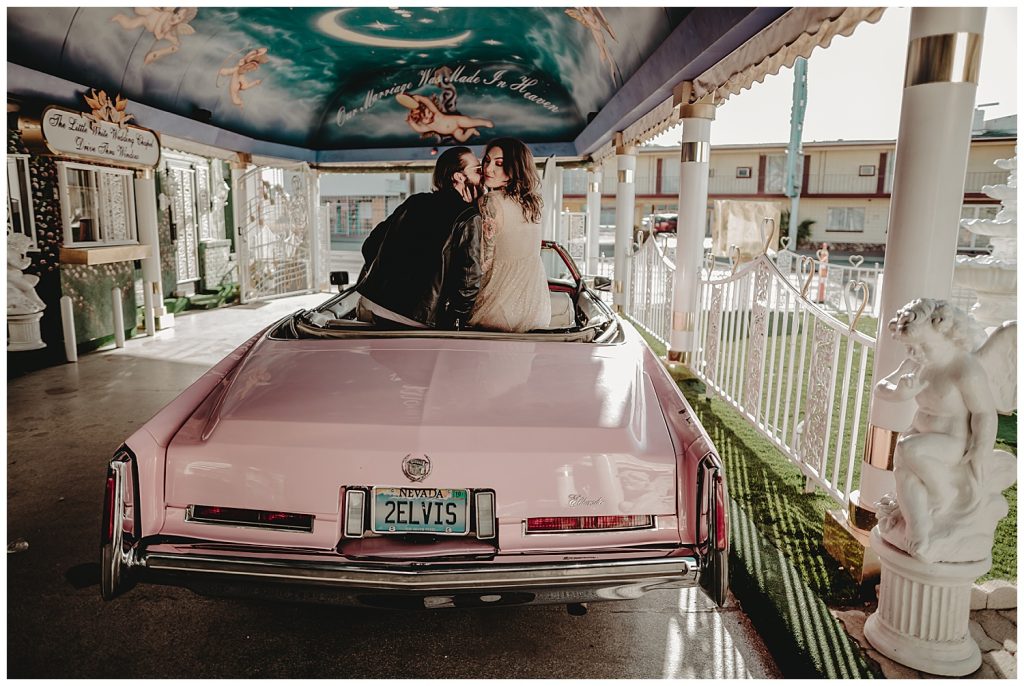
left=612, top=133, right=637, bottom=314
left=824, top=6, right=985, bottom=583
left=668, top=83, right=715, bottom=363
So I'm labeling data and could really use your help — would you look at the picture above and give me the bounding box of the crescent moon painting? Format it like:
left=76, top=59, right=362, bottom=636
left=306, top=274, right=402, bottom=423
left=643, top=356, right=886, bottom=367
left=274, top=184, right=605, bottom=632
left=316, top=9, right=471, bottom=49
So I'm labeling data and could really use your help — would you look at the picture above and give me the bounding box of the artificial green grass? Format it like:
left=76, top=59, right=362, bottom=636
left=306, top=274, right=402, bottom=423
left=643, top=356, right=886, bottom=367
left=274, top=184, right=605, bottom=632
left=728, top=499, right=878, bottom=678
left=679, top=377, right=864, bottom=605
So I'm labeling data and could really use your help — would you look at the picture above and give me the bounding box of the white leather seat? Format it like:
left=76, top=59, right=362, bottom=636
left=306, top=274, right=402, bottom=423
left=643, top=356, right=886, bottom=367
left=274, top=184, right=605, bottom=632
left=545, top=291, right=575, bottom=329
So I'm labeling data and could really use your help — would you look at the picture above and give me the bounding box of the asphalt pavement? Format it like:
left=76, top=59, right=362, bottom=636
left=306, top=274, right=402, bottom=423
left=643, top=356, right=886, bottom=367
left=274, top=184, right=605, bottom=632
left=6, top=279, right=779, bottom=678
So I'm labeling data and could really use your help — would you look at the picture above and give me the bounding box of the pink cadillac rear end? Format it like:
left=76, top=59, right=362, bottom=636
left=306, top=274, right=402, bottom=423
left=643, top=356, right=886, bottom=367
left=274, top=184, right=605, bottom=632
left=101, top=309, right=728, bottom=610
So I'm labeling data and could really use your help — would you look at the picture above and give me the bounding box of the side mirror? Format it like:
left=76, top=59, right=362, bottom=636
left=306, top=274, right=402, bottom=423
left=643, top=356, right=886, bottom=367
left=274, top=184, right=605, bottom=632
left=330, top=271, right=350, bottom=292
left=592, top=275, right=612, bottom=292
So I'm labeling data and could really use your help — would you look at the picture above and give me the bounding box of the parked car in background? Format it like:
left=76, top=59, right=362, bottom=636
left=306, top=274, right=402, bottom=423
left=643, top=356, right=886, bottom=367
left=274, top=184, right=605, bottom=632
left=101, top=241, right=729, bottom=613
left=649, top=213, right=678, bottom=233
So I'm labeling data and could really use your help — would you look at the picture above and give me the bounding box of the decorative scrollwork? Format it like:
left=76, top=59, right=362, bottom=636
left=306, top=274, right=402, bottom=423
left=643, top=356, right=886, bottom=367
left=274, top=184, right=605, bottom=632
left=705, top=285, right=723, bottom=383
left=744, top=262, right=771, bottom=411
left=802, top=321, right=838, bottom=474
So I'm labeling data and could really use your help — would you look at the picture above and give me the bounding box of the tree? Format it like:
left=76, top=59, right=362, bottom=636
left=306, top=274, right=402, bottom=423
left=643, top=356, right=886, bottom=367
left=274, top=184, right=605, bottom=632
left=780, top=210, right=817, bottom=248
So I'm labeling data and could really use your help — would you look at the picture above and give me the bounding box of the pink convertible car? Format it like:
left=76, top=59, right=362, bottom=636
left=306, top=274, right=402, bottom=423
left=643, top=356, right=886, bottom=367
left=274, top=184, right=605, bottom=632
left=101, top=242, right=728, bottom=612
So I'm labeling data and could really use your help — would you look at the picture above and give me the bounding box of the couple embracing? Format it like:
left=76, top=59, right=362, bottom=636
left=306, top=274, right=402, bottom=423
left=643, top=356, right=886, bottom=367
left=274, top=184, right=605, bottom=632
left=357, top=138, right=551, bottom=333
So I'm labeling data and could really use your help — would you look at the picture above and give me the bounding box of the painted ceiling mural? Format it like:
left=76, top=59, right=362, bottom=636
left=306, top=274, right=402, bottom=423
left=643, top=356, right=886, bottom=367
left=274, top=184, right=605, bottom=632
left=6, top=6, right=689, bottom=151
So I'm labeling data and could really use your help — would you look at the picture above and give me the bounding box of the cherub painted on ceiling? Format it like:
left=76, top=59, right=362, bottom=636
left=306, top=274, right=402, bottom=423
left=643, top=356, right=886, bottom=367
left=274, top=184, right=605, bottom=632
left=218, top=48, right=270, bottom=109
left=111, top=7, right=198, bottom=65
left=397, top=93, right=493, bottom=143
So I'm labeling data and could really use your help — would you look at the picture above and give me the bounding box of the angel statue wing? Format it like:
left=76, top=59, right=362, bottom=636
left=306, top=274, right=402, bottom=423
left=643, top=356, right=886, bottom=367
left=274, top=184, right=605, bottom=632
left=976, top=320, right=1017, bottom=413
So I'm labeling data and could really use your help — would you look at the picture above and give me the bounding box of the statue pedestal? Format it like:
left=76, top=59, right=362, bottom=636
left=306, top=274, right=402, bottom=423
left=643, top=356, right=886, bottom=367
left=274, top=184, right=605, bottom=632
left=864, top=528, right=990, bottom=676
left=7, top=311, right=46, bottom=351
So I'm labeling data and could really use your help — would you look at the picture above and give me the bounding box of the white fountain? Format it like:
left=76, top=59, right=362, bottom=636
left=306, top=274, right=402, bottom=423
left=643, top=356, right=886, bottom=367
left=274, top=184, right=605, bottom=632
left=953, top=155, right=1017, bottom=327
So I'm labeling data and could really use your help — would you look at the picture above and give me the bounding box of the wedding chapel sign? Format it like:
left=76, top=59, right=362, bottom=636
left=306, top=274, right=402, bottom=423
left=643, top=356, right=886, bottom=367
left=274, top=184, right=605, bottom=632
left=40, top=105, right=161, bottom=169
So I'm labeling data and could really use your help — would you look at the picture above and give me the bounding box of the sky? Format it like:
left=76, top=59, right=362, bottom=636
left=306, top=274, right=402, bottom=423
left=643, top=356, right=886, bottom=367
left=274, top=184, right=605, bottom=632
left=649, top=6, right=1018, bottom=147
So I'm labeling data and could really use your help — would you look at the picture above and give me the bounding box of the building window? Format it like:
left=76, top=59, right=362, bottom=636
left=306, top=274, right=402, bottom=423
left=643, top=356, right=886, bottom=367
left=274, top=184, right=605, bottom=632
left=826, top=207, right=865, bottom=232
left=735, top=166, right=752, bottom=178
left=884, top=152, right=896, bottom=193
left=7, top=154, right=37, bottom=247
left=958, top=205, right=998, bottom=251
left=764, top=154, right=787, bottom=193
left=57, top=161, right=137, bottom=247
left=858, top=164, right=877, bottom=177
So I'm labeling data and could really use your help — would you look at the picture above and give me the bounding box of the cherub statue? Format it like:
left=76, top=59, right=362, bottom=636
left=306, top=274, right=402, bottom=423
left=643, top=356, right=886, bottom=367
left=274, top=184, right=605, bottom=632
left=395, top=92, right=493, bottom=143
left=874, top=298, right=1017, bottom=563
left=8, top=230, right=46, bottom=315
left=111, top=7, right=198, bottom=65
left=218, top=48, right=269, bottom=108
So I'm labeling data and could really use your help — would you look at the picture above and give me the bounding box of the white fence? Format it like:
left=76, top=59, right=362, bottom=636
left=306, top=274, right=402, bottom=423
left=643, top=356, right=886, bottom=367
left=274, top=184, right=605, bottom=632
left=691, top=255, right=877, bottom=507
left=620, top=233, right=985, bottom=508
left=627, top=234, right=675, bottom=344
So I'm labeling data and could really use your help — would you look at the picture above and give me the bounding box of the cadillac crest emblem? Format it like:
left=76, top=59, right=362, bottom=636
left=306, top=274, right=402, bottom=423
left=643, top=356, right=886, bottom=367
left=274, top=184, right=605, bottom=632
left=401, top=454, right=431, bottom=482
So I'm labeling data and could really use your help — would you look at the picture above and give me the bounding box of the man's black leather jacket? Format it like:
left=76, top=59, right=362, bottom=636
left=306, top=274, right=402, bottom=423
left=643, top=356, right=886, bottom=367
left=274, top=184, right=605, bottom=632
left=356, top=189, right=483, bottom=329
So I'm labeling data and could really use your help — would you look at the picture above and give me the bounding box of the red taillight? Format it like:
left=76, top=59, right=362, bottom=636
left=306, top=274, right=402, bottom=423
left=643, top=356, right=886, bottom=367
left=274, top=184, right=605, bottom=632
left=189, top=505, right=314, bottom=532
left=525, top=515, right=653, bottom=533
left=714, top=476, right=728, bottom=551
left=104, top=474, right=117, bottom=543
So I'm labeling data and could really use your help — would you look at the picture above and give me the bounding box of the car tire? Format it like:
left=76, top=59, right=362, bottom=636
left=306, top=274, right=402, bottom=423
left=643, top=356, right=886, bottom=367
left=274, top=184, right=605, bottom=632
left=702, top=483, right=729, bottom=607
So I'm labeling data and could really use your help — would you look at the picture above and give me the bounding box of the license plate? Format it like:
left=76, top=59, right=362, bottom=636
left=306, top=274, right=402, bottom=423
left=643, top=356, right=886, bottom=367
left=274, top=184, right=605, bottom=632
left=371, top=487, right=469, bottom=535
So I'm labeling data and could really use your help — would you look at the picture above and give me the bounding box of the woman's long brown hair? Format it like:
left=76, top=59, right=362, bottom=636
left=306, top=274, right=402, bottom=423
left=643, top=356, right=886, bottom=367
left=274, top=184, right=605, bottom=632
left=484, top=137, right=543, bottom=224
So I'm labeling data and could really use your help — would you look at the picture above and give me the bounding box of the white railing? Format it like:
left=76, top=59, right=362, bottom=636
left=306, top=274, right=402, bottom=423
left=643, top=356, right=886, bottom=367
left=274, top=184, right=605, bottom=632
left=627, top=234, right=675, bottom=344
left=804, top=173, right=877, bottom=194
left=964, top=171, right=1011, bottom=193
left=707, top=176, right=759, bottom=195
left=691, top=255, right=877, bottom=507
left=622, top=235, right=984, bottom=509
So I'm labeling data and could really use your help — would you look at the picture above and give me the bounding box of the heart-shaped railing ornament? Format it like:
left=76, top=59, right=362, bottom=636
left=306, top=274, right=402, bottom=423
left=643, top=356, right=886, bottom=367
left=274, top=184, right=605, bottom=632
left=849, top=254, right=865, bottom=269
left=800, top=256, right=815, bottom=298
left=845, top=280, right=868, bottom=331
left=730, top=245, right=741, bottom=275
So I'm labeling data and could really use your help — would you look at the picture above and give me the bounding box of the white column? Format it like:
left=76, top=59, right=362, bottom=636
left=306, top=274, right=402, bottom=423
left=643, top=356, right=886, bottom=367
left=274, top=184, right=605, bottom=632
left=60, top=295, right=77, bottom=363
left=111, top=287, right=125, bottom=348
left=613, top=142, right=637, bottom=313
left=308, top=167, right=323, bottom=292
left=540, top=156, right=557, bottom=242
left=586, top=166, right=602, bottom=275
left=231, top=159, right=251, bottom=303
left=553, top=165, right=564, bottom=244
left=134, top=170, right=172, bottom=330
left=669, top=102, right=715, bottom=362
left=854, top=7, right=986, bottom=528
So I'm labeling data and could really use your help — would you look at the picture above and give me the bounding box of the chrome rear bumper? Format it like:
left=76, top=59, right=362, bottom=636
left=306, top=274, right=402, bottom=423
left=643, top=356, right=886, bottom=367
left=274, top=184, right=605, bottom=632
left=136, top=549, right=701, bottom=608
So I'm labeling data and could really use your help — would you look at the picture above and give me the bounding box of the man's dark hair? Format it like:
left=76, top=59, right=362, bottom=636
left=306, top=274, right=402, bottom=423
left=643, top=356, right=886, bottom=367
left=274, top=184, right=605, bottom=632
left=432, top=146, right=472, bottom=192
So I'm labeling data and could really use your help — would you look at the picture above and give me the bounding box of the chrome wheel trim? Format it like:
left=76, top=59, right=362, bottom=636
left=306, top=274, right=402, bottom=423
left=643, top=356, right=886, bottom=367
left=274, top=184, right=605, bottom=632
left=100, top=459, right=130, bottom=600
